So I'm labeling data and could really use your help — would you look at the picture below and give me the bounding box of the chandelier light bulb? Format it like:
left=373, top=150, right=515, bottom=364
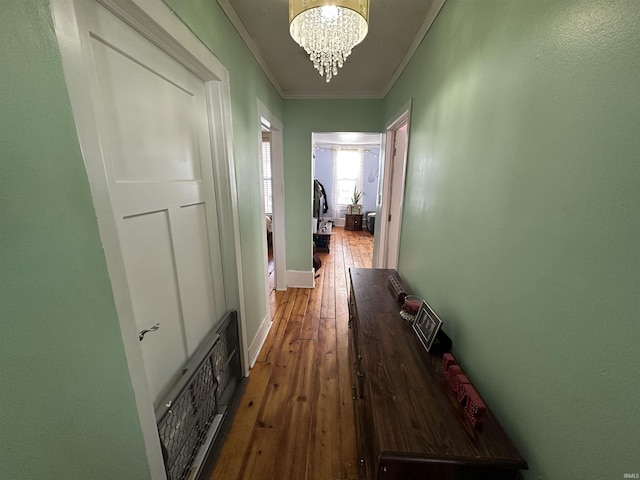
left=289, top=0, right=369, bottom=83
left=320, top=5, right=339, bottom=19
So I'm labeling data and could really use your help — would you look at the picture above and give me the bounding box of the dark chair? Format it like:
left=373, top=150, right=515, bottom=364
left=366, top=211, right=376, bottom=234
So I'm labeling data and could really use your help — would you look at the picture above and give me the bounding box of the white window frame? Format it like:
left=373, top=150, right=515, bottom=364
left=261, top=134, right=272, bottom=215
left=332, top=147, right=364, bottom=218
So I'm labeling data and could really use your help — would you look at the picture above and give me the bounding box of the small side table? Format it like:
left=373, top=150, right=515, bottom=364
left=345, top=213, right=363, bottom=231
left=313, top=232, right=331, bottom=252
left=313, top=222, right=333, bottom=253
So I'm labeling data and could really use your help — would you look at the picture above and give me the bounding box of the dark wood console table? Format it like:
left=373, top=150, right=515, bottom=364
left=348, top=268, right=527, bottom=480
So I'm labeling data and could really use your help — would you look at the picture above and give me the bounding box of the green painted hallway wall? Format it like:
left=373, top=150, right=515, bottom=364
left=1, top=2, right=151, bottom=478
left=282, top=99, right=383, bottom=272
left=2, top=0, right=639, bottom=478
left=384, top=0, right=640, bottom=477
left=1, top=0, right=283, bottom=478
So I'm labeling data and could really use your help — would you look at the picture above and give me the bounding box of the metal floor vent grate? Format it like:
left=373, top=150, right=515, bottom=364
left=156, top=311, right=241, bottom=480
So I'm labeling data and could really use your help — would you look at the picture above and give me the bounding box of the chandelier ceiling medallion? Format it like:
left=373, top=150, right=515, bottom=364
left=289, top=0, right=370, bottom=83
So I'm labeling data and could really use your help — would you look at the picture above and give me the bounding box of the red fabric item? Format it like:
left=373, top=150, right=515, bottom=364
left=442, top=353, right=456, bottom=376
left=463, top=384, right=486, bottom=429
left=447, top=365, right=462, bottom=390
left=455, top=374, right=471, bottom=402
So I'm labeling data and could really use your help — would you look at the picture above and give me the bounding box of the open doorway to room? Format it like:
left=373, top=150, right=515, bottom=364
left=312, top=132, right=382, bottom=259
left=376, top=103, right=411, bottom=270
left=258, top=102, right=285, bottom=294
left=261, top=126, right=275, bottom=292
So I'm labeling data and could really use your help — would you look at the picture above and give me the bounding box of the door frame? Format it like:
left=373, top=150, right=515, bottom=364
left=376, top=101, right=412, bottom=269
left=51, top=1, right=247, bottom=478
left=257, top=101, right=286, bottom=292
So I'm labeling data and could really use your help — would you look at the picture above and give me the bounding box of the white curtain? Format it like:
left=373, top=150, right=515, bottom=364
left=332, top=147, right=364, bottom=218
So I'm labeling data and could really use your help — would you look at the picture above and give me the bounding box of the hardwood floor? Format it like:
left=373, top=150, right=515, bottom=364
left=211, top=227, right=374, bottom=480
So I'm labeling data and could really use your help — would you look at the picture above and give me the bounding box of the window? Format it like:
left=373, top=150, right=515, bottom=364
left=262, top=135, right=272, bottom=214
left=333, top=148, right=363, bottom=214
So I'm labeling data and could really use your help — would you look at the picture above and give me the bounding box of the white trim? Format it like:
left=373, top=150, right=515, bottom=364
left=381, top=0, right=446, bottom=97
left=257, top=124, right=272, bottom=333
left=314, top=132, right=381, bottom=146
left=284, top=90, right=384, bottom=100
left=217, top=0, right=446, bottom=100
left=51, top=3, right=166, bottom=478
left=248, top=315, right=273, bottom=368
left=216, top=0, right=380, bottom=99
left=377, top=101, right=412, bottom=270
left=207, top=82, right=250, bottom=377
left=371, top=131, right=386, bottom=267
left=286, top=270, right=315, bottom=288
left=216, top=0, right=284, bottom=98
left=257, top=101, right=286, bottom=292
left=51, top=0, right=247, bottom=476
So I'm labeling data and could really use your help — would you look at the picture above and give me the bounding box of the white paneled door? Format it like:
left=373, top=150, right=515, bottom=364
left=86, top=2, right=226, bottom=405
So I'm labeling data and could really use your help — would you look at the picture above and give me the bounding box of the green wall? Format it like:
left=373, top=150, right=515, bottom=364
left=283, top=99, right=383, bottom=271
left=384, top=0, right=640, bottom=477
left=163, top=0, right=284, bottom=345
left=1, top=0, right=284, bottom=477
left=5, top=0, right=638, bottom=478
left=0, top=2, right=150, bottom=479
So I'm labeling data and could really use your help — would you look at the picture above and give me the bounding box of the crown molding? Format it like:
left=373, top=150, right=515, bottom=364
left=217, top=0, right=447, bottom=100
left=381, top=0, right=446, bottom=97
left=217, top=0, right=285, bottom=98
left=282, top=90, right=385, bottom=100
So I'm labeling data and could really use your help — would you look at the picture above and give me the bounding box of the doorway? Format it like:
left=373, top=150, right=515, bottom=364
left=52, top=1, right=245, bottom=478
left=258, top=101, right=285, bottom=292
left=261, top=126, right=275, bottom=292
left=312, top=132, right=381, bottom=243
left=376, top=103, right=411, bottom=270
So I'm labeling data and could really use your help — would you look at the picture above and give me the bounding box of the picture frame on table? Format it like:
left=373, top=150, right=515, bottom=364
left=413, top=300, right=443, bottom=352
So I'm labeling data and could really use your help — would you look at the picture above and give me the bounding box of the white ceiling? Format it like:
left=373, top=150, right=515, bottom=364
left=314, top=132, right=381, bottom=146
left=217, top=0, right=446, bottom=99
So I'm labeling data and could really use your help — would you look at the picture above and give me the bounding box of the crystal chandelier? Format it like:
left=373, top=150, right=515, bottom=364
left=289, top=0, right=369, bottom=83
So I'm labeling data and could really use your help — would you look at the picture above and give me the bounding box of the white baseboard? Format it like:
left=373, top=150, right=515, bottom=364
left=248, top=315, right=272, bottom=368
left=287, top=270, right=315, bottom=288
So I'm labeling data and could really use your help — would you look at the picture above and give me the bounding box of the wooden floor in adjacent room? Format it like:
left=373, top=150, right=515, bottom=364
left=210, top=226, right=374, bottom=480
